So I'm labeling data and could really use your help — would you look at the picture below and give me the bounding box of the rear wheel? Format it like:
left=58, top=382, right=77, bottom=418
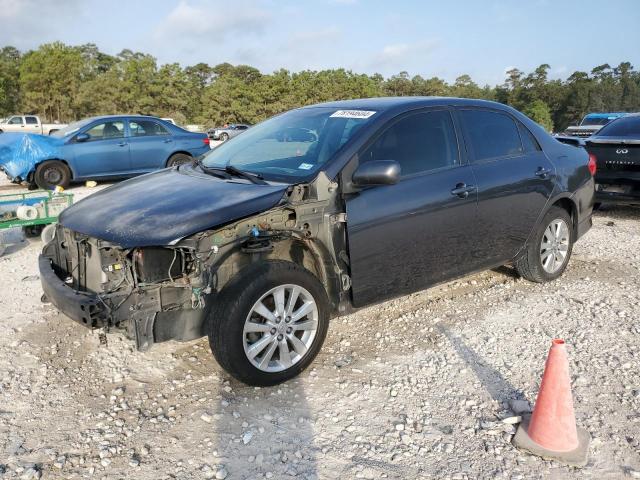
left=34, top=160, right=71, bottom=189
left=166, top=153, right=192, bottom=168
left=209, top=261, right=330, bottom=386
left=515, top=206, right=573, bottom=283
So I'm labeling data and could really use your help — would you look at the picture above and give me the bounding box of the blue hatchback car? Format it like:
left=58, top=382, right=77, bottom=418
left=3, top=115, right=210, bottom=189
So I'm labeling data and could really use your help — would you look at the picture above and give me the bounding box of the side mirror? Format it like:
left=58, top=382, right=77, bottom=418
left=75, top=133, right=90, bottom=143
left=352, top=160, right=401, bottom=186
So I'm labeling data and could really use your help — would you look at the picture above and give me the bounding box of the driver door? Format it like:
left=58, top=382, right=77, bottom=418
left=345, top=109, right=479, bottom=307
left=71, top=120, right=131, bottom=177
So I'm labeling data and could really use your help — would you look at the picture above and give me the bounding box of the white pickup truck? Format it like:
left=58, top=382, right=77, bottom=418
left=0, top=115, right=67, bottom=135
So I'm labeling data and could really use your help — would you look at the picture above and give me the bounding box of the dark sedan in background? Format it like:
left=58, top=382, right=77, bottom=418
left=585, top=113, right=640, bottom=205
left=40, top=97, right=594, bottom=385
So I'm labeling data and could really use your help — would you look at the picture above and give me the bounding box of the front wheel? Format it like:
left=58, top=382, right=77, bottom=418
left=34, top=160, right=71, bottom=189
left=209, top=261, right=330, bottom=386
left=515, top=206, right=573, bottom=283
left=166, top=153, right=192, bottom=168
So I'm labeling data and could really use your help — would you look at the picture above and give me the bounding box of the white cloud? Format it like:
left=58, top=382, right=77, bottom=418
left=367, top=40, right=439, bottom=73
left=154, top=0, right=271, bottom=42
left=0, top=0, right=85, bottom=48
left=290, top=27, right=342, bottom=44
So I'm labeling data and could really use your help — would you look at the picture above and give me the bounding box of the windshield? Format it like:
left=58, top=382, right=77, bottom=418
left=596, top=116, right=640, bottom=137
left=201, top=107, right=375, bottom=182
left=50, top=118, right=94, bottom=138
left=580, top=117, right=613, bottom=127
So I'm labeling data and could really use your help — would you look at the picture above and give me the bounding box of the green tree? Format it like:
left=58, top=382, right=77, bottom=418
left=0, top=46, right=21, bottom=116
left=19, top=42, right=85, bottom=121
left=523, top=100, right=554, bottom=132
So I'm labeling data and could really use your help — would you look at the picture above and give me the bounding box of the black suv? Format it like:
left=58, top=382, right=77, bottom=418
left=585, top=114, right=640, bottom=205
left=40, top=97, right=595, bottom=386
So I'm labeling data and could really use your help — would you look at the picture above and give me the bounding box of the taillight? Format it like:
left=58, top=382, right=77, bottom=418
left=203, top=137, right=210, bottom=146
left=588, top=153, right=597, bottom=176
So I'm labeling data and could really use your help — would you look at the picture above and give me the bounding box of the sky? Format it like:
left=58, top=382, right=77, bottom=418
left=1, top=0, right=639, bottom=86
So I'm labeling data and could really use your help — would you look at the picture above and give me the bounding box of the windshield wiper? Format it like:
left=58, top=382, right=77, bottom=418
left=224, top=165, right=267, bottom=185
left=194, top=157, right=232, bottom=179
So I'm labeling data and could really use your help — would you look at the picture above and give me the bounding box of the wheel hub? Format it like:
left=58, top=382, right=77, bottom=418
left=242, top=284, right=319, bottom=373
left=540, top=218, right=570, bottom=274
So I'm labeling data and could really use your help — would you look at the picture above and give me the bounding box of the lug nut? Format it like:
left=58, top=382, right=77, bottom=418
left=270, top=328, right=277, bottom=335
left=286, top=327, right=292, bottom=334
left=285, top=316, right=291, bottom=323
left=277, top=334, right=283, bottom=341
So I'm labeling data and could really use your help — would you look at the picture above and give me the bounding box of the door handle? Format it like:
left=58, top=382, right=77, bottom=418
left=117, top=142, right=128, bottom=147
left=451, top=183, right=476, bottom=198
left=535, top=167, right=551, bottom=178
left=163, top=138, right=173, bottom=143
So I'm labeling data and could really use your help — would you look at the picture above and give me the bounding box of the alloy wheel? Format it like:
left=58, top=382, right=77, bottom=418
left=243, top=284, right=318, bottom=373
left=540, top=218, right=570, bottom=274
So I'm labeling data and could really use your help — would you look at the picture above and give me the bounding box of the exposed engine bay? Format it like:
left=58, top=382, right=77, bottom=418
left=40, top=173, right=351, bottom=351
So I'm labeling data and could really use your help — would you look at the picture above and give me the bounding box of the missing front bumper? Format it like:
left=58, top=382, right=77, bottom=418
left=39, top=254, right=210, bottom=350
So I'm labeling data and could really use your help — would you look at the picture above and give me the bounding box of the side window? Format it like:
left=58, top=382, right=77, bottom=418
left=459, top=109, right=523, bottom=162
left=25, top=116, right=38, bottom=125
left=361, top=110, right=458, bottom=176
left=129, top=120, right=169, bottom=137
left=84, top=121, right=125, bottom=141
left=518, top=123, right=541, bottom=153
left=8, top=116, right=23, bottom=125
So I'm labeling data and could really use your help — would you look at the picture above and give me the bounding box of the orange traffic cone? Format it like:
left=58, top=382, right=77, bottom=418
left=512, top=339, right=590, bottom=466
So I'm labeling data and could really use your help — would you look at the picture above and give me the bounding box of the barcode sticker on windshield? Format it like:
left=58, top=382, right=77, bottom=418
left=330, top=110, right=376, bottom=119
left=298, top=163, right=314, bottom=170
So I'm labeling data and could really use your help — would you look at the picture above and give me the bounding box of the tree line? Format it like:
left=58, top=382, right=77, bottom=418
left=1, top=42, right=639, bottom=132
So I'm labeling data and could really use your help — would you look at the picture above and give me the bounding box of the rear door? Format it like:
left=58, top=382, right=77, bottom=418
left=345, top=108, right=479, bottom=307
left=70, top=120, right=131, bottom=177
left=457, top=108, right=555, bottom=266
left=127, top=119, right=174, bottom=171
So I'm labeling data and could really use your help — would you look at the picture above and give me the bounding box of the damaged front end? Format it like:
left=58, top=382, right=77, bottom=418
left=40, top=173, right=350, bottom=351
left=40, top=226, right=209, bottom=350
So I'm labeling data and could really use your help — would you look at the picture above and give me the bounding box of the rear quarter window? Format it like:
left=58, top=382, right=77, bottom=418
left=518, top=123, right=541, bottom=153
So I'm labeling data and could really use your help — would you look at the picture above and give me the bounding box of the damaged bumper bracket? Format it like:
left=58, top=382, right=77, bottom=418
left=40, top=254, right=160, bottom=351
left=39, top=254, right=108, bottom=328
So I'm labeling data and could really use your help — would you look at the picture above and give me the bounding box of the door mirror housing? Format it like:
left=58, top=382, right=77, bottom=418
left=75, top=133, right=90, bottom=143
left=352, top=160, right=401, bottom=186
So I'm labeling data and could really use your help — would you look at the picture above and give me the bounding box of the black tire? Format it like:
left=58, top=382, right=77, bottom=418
left=209, top=261, right=330, bottom=386
left=515, top=206, right=573, bottom=283
left=24, top=225, right=44, bottom=238
left=166, top=153, right=192, bottom=168
left=34, top=160, right=71, bottom=189
left=220, top=132, right=229, bottom=142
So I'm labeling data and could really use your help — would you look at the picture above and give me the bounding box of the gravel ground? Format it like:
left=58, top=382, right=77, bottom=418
left=0, top=177, right=639, bottom=480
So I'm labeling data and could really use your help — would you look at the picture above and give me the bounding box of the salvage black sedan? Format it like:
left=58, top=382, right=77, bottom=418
left=39, top=98, right=595, bottom=386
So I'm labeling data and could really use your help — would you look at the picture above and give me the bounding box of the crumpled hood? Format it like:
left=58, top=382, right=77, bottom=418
left=59, top=166, right=289, bottom=247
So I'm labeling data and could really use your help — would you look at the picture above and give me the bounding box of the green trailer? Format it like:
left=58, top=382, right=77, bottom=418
left=0, top=190, right=74, bottom=256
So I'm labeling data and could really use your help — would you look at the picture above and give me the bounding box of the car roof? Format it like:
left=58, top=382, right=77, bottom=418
left=584, top=112, right=629, bottom=119
left=82, top=114, right=168, bottom=122
left=299, top=96, right=511, bottom=112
